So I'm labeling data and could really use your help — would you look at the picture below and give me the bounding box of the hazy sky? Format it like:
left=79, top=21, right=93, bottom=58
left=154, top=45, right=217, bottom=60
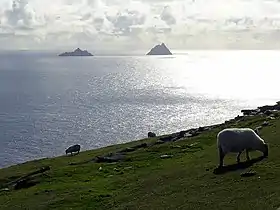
left=1, top=0, right=280, bottom=51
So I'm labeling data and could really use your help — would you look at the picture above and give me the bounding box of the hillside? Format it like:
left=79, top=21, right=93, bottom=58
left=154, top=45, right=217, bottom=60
left=1, top=105, right=280, bottom=210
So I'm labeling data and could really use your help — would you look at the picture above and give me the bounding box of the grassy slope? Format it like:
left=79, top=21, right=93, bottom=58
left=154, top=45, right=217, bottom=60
left=1, top=114, right=280, bottom=210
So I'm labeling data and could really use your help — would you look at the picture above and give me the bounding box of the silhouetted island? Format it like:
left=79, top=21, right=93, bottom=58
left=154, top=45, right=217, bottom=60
left=146, top=43, right=172, bottom=55
left=59, top=48, right=93, bottom=56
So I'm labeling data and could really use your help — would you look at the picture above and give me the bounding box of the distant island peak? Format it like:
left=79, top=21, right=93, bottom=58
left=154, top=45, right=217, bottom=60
left=146, top=43, right=172, bottom=55
left=59, top=48, right=93, bottom=56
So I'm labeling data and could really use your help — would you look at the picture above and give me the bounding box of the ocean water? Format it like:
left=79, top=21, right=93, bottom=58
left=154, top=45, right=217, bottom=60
left=0, top=50, right=279, bottom=168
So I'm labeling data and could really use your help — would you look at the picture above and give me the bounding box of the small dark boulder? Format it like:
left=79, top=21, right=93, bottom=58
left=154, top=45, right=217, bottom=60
left=14, top=178, right=38, bottom=190
left=159, top=135, right=175, bottom=142
left=240, top=171, right=257, bottom=177
left=264, top=110, right=273, bottom=116
left=241, top=109, right=258, bottom=116
left=262, top=121, right=269, bottom=126
left=132, top=143, right=148, bottom=149
left=95, top=154, right=126, bottom=163
left=119, top=147, right=136, bottom=153
left=178, top=131, right=187, bottom=138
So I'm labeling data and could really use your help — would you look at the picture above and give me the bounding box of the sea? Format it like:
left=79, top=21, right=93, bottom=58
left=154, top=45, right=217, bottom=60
left=0, top=50, right=279, bottom=168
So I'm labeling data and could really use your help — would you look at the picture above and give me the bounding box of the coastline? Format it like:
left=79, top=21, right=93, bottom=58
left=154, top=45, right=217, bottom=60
left=1, top=100, right=279, bottom=170
left=1, top=101, right=280, bottom=209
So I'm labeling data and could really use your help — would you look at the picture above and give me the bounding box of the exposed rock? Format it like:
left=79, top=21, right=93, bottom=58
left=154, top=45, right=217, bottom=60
left=258, top=104, right=280, bottom=113
left=146, top=43, right=172, bottom=55
left=14, top=178, right=38, bottom=190
left=171, top=145, right=182, bottom=149
left=113, top=168, right=120, bottom=172
left=189, top=142, right=199, bottom=147
left=159, top=135, right=177, bottom=142
left=264, top=110, right=273, bottom=116
left=198, top=127, right=204, bottom=132
left=131, top=143, right=148, bottom=150
left=234, top=115, right=244, bottom=121
left=160, top=154, right=173, bottom=159
left=178, top=131, right=188, bottom=138
left=254, top=126, right=262, bottom=135
left=241, top=109, right=259, bottom=116
left=240, top=171, right=257, bottom=177
left=95, top=154, right=127, bottom=163
left=119, top=147, right=136, bottom=153
left=0, top=188, right=9, bottom=192
left=184, top=133, right=193, bottom=138
left=267, top=116, right=276, bottom=120
left=262, top=121, right=269, bottom=126
left=148, top=132, right=156, bottom=138
left=155, top=140, right=165, bottom=145
left=59, top=48, right=93, bottom=56
left=118, top=143, right=148, bottom=154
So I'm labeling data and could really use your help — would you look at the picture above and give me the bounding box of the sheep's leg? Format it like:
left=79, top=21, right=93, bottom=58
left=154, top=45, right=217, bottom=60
left=218, top=146, right=225, bottom=168
left=236, top=152, right=242, bottom=164
left=246, top=149, right=250, bottom=161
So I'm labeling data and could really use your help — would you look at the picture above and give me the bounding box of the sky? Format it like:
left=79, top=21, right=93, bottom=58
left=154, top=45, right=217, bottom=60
left=1, top=0, right=280, bottom=51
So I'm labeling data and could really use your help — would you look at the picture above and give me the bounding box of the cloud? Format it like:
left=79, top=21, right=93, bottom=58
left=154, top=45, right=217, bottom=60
left=0, top=0, right=280, bottom=50
left=160, top=6, right=176, bottom=25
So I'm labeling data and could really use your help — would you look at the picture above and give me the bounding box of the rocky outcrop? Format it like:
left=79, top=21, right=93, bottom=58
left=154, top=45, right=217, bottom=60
left=241, top=101, right=280, bottom=116
left=146, top=43, right=172, bottom=55
left=59, top=48, right=93, bottom=56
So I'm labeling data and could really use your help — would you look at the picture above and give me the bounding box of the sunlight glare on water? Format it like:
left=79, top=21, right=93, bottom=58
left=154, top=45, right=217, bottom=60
left=151, top=51, right=280, bottom=104
left=0, top=50, right=280, bottom=168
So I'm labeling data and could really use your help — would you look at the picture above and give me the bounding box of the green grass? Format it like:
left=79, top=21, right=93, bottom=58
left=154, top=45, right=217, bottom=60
left=1, top=114, right=280, bottom=210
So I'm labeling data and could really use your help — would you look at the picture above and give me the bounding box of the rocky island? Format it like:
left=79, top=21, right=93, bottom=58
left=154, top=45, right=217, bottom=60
left=146, top=43, right=172, bottom=55
left=58, top=48, right=93, bottom=56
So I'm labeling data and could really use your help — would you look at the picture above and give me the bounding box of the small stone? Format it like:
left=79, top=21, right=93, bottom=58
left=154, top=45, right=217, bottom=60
left=44, top=189, right=52, bottom=193
left=267, top=116, right=275, bottom=120
left=190, top=142, right=199, bottom=147
left=171, top=145, right=182, bottom=149
left=262, top=121, right=269, bottom=126
left=0, top=188, right=9, bottom=192
left=240, top=171, right=257, bottom=177
left=160, top=154, right=173, bottom=159
left=184, top=133, right=193, bottom=138
left=155, top=140, right=165, bottom=145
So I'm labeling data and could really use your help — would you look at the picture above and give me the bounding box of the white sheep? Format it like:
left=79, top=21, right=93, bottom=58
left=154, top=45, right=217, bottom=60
left=217, top=128, right=268, bottom=167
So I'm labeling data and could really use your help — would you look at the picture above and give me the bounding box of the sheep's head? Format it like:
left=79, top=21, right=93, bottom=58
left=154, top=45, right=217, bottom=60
left=262, top=143, right=268, bottom=157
